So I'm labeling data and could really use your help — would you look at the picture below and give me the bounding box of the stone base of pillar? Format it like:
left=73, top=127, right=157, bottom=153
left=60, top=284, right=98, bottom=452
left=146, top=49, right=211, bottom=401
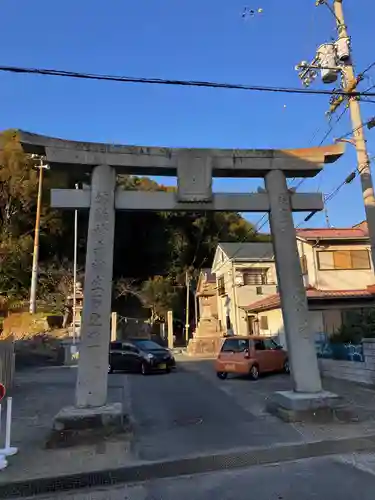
left=47, top=403, right=130, bottom=448
left=267, top=390, right=341, bottom=423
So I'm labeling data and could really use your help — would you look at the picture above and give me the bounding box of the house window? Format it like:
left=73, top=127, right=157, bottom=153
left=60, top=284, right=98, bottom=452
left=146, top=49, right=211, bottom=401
left=317, top=250, right=370, bottom=270
left=221, top=338, right=249, bottom=353
left=242, top=268, right=268, bottom=285
left=259, top=316, right=269, bottom=330
left=256, top=286, right=263, bottom=295
left=218, top=276, right=226, bottom=296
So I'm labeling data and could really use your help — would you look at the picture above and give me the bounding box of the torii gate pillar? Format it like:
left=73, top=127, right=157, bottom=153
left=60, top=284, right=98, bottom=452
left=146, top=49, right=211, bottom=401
left=265, top=169, right=339, bottom=416
left=18, top=132, right=344, bottom=426
left=75, top=164, right=116, bottom=408
left=266, top=169, right=322, bottom=393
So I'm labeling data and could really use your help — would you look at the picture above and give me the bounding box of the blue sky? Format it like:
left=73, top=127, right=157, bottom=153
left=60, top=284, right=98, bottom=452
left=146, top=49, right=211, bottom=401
left=1, top=0, right=375, bottom=230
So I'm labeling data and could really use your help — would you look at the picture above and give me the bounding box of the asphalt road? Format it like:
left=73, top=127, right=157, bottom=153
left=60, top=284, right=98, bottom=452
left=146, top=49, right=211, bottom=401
left=28, top=455, right=375, bottom=499
left=124, top=360, right=301, bottom=461
left=16, top=361, right=375, bottom=499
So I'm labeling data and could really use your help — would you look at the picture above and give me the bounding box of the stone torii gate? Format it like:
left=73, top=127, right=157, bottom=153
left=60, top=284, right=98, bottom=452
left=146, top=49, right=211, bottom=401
left=20, top=131, right=344, bottom=426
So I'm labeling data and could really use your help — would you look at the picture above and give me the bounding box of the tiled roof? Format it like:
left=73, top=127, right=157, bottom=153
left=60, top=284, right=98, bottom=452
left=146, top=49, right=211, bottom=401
left=244, top=286, right=375, bottom=313
left=353, top=220, right=368, bottom=231
left=296, top=228, right=368, bottom=240
left=219, top=242, right=274, bottom=261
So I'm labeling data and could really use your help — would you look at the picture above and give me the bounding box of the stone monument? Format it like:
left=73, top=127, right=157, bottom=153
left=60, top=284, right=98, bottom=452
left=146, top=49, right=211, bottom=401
left=67, top=281, right=84, bottom=334
left=187, top=269, right=224, bottom=357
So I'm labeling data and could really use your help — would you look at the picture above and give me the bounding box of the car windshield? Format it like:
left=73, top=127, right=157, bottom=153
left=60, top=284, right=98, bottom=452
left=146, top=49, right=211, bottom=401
left=221, top=339, right=248, bottom=352
left=132, top=340, right=162, bottom=351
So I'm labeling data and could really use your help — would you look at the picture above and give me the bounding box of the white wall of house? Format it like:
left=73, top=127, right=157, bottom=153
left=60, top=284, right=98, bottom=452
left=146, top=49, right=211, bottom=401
left=235, top=263, right=277, bottom=305
left=212, top=247, right=277, bottom=335
left=212, top=248, right=233, bottom=333
left=257, top=309, right=283, bottom=339
left=297, top=240, right=374, bottom=291
left=297, top=240, right=315, bottom=288
left=255, top=308, right=324, bottom=349
left=234, top=262, right=278, bottom=335
left=211, top=238, right=374, bottom=339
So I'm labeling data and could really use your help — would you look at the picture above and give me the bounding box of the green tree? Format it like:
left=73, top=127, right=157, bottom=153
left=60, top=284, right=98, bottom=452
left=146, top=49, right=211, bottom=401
left=0, top=130, right=70, bottom=302
left=140, top=276, right=180, bottom=322
left=0, top=234, right=33, bottom=299
left=331, top=309, right=375, bottom=344
left=0, top=130, right=64, bottom=239
left=0, top=129, right=270, bottom=321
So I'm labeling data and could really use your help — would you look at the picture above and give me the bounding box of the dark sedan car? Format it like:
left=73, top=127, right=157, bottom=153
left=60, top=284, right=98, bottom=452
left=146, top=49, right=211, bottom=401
left=108, top=339, right=176, bottom=375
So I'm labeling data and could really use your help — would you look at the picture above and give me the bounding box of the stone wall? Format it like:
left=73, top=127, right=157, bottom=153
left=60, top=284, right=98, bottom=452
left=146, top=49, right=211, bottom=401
left=319, top=339, right=375, bottom=385
left=2, top=312, right=64, bottom=340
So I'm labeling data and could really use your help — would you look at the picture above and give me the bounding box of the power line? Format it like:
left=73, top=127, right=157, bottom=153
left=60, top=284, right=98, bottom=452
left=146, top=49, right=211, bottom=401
left=215, top=161, right=361, bottom=290
left=308, top=106, right=349, bottom=192
left=214, top=102, right=349, bottom=275
left=2, top=64, right=375, bottom=97
left=214, top=103, right=375, bottom=288
left=212, top=105, right=351, bottom=280
left=213, top=152, right=366, bottom=291
left=291, top=60, right=375, bottom=230
left=360, top=62, right=375, bottom=78
left=212, top=31, right=375, bottom=293
left=297, top=154, right=375, bottom=228
left=201, top=101, right=349, bottom=277
left=0, top=64, right=352, bottom=277
left=335, top=115, right=375, bottom=141
left=251, top=112, right=348, bottom=237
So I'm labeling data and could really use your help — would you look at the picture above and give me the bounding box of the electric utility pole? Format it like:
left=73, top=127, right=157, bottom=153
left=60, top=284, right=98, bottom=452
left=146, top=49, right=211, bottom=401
left=331, top=0, right=375, bottom=268
left=29, top=156, right=50, bottom=314
left=296, top=0, right=375, bottom=271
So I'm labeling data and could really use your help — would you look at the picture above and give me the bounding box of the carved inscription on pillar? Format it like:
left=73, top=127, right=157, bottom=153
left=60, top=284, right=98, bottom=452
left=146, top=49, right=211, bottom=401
left=87, top=192, right=111, bottom=341
left=76, top=164, right=116, bottom=408
left=273, top=192, right=309, bottom=340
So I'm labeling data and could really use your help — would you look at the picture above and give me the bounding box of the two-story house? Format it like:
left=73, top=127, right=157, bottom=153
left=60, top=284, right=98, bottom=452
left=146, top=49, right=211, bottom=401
left=211, top=242, right=277, bottom=337
left=243, top=227, right=375, bottom=347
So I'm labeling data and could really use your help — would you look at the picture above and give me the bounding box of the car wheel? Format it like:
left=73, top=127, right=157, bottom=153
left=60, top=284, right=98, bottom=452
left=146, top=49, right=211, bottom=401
left=166, top=367, right=171, bottom=374
left=108, top=364, right=113, bottom=374
left=283, top=359, right=290, bottom=374
left=141, top=362, right=149, bottom=376
left=217, top=372, right=228, bottom=380
left=249, top=364, right=259, bottom=380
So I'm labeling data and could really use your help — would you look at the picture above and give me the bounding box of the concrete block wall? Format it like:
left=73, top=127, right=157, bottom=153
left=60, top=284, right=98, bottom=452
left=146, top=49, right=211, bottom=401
left=319, top=339, right=375, bottom=385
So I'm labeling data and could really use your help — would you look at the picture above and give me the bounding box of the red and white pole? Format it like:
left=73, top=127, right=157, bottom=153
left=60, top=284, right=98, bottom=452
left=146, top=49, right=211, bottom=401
left=0, top=397, right=17, bottom=457
left=0, top=385, right=8, bottom=469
